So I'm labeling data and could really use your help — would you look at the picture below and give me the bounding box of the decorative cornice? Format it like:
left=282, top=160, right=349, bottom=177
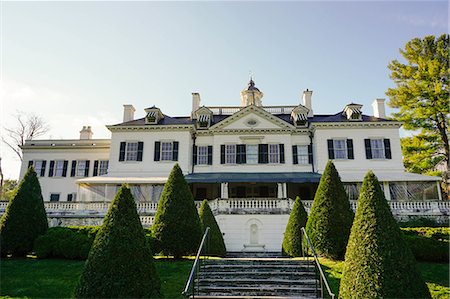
left=311, top=122, right=402, bottom=129
left=107, top=125, right=194, bottom=132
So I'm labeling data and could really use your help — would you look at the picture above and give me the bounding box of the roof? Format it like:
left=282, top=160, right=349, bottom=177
left=339, top=171, right=440, bottom=182
left=185, top=172, right=322, bottom=183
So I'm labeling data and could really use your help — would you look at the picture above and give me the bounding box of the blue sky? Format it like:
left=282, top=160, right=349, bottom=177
left=1, top=1, right=448, bottom=180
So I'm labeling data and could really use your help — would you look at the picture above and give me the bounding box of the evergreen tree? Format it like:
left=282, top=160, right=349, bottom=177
left=152, top=164, right=202, bottom=258
left=75, top=185, right=160, bottom=298
left=305, top=161, right=353, bottom=260
left=198, top=200, right=226, bottom=257
left=282, top=196, right=308, bottom=257
left=0, top=166, right=48, bottom=257
left=339, top=171, right=431, bottom=298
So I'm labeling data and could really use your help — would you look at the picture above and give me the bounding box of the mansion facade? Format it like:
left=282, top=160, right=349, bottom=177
left=15, top=80, right=445, bottom=252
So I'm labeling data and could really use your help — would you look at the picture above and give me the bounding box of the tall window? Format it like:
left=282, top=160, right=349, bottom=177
left=197, top=146, right=208, bottom=165
left=76, top=161, right=87, bottom=176
left=246, top=145, right=258, bottom=164
left=370, top=139, right=385, bottom=159
left=34, top=160, right=45, bottom=176
left=99, top=160, right=109, bottom=175
left=55, top=161, right=65, bottom=177
left=297, top=145, right=309, bottom=164
left=333, top=139, right=347, bottom=159
left=268, top=144, right=279, bottom=163
left=50, top=193, right=60, bottom=202
left=126, top=142, right=139, bottom=161
left=225, top=144, right=236, bottom=164
left=161, top=142, right=173, bottom=161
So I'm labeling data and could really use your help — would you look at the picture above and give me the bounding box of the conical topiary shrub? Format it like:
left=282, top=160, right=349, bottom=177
left=0, top=166, right=48, bottom=257
left=75, top=185, right=161, bottom=298
left=282, top=196, right=308, bottom=257
left=198, top=200, right=226, bottom=257
left=152, top=164, right=202, bottom=258
left=339, top=171, right=431, bottom=298
left=305, top=160, right=353, bottom=260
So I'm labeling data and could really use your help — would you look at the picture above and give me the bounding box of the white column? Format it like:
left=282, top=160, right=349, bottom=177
left=282, top=183, right=287, bottom=198
left=436, top=181, right=443, bottom=201
left=277, top=183, right=283, bottom=198
left=383, top=182, right=391, bottom=200
left=221, top=183, right=229, bottom=198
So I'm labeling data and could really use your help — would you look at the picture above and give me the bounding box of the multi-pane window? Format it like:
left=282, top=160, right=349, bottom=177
left=197, top=146, right=208, bottom=165
left=76, top=161, right=88, bottom=176
left=225, top=144, right=236, bottom=164
left=34, top=161, right=45, bottom=176
left=50, top=193, right=60, bottom=202
left=161, top=142, right=173, bottom=161
left=333, top=139, right=347, bottom=159
left=67, top=193, right=77, bottom=202
left=268, top=144, right=280, bottom=164
left=99, top=160, right=109, bottom=175
left=246, top=145, right=258, bottom=164
left=370, top=139, right=385, bottom=159
left=126, top=142, right=139, bottom=161
left=55, top=161, right=65, bottom=177
left=297, top=145, right=309, bottom=165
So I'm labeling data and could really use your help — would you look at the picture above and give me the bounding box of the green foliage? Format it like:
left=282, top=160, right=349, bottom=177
left=75, top=185, right=160, bottom=298
left=1, top=179, right=18, bottom=201
left=282, top=196, right=308, bottom=257
left=398, top=217, right=448, bottom=228
left=198, top=200, right=226, bottom=257
left=386, top=34, right=449, bottom=196
left=152, top=164, right=202, bottom=258
left=305, top=161, right=353, bottom=260
left=401, top=227, right=449, bottom=241
left=0, top=167, right=48, bottom=257
left=401, top=227, right=449, bottom=263
left=339, top=171, right=431, bottom=299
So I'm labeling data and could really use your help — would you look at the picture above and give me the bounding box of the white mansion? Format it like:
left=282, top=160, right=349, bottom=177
left=14, top=80, right=446, bottom=252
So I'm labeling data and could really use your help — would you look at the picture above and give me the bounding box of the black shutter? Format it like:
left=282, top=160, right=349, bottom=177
left=327, top=139, right=334, bottom=159
left=93, top=160, right=99, bottom=176
left=384, top=139, right=392, bottom=159
left=67, top=194, right=73, bottom=201
left=84, top=160, right=90, bottom=177
left=292, top=146, right=298, bottom=165
left=49, top=161, right=55, bottom=177
left=193, top=145, right=198, bottom=165
left=279, top=144, right=285, bottom=164
left=308, top=144, right=313, bottom=164
left=365, top=139, right=372, bottom=159
left=347, top=139, right=354, bottom=160
left=172, top=141, right=179, bottom=161
left=41, top=161, right=47, bottom=177
left=137, top=142, right=144, bottom=161
left=258, top=144, right=268, bottom=164
left=221, top=145, right=225, bottom=164
left=28, top=160, right=33, bottom=169
left=119, top=142, right=126, bottom=161
left=237, top=145, right=246, bottom=164
left=62, top=160, right=68, bottom=177
left=154, top=141, right=161, bottom=161
left=71, top=161, right=77, bottom=177
left=207, top=146, right=213, bottom=165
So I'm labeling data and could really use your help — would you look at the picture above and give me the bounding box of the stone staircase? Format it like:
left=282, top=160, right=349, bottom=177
left=192, top=256, right=319, bottom=298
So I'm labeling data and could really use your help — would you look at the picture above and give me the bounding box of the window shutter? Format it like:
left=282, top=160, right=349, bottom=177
left=384, top=139, right=392, bottom=159
left=137, top=142, right=144, bottom=161
left=154, top=141, right=161, bottom=161
left=119, top=142, right=126, bottom=161
left=279, top=144, right=285, bottom=164
left=172, top=141, right=179, bottom=161
left=41, top=161, right=47, bottom=177
left=28, top=160, right=33, bottom=169
left=347, top=139, right=354, bottom=159
left=207, top=146, right=213, bottom=165
left=193, top=145, right=198, bottom=165
left=292, top=146, right=298, bottom=165
left=308, top=144, right=313, bottom=164
left=49, top=161, right=55, bottom=177
left=71, top=161, right=77, bottom=177
left=62, top=160, right=68, bottom=177
left=237, top=145, right=246, bottom=164
left=327, top=140, right=334, bottom=159
left=220, top=145, right=225, bottom=164
left=84, top=160, right=90, bottom=177
left=67, top=194, right=73, bottom=201
left=93, top=160, right=99, bottom=176
left=258, top=144, right=268, bottom=164
left=364, top=139, right=372, bottom=159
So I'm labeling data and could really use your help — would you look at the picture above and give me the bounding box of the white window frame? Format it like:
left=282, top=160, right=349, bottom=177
left=99, top=160, right=109, bottom=176
left=246, top=144, right=258, bottom=165
left=33, top=160, right=45, bottom=176
left=268, top=144, right=280, bottom=164
left=370, top=139, right=386, bottom=159
left=54, top=160, right=65, bottom=177
left=296, top=145, right=309, bottom=165
left=225, top=144, right=236, bottom=164
left=126, top=142, right=139, bottom=161
left=197, top=146, right=209, bottom=165
left=333, top=139, right=348, bottom=160
left=161, top=141, right=173, bottom=161
left=76, top=160, right=88, bottom=177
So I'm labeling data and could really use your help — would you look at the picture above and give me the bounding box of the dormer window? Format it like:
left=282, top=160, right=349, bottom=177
left=293, top=114, right=308, bottom=126
left=198, top=114, right=211, bottom=129
left=145, top=107, right=164, bottom=124
left=343, top=103, right=363, bottom=121
left=291, top=104, right=310, bottom=127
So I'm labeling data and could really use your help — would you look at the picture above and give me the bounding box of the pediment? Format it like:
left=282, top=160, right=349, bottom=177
left=210, top=105, right=295, bottom=131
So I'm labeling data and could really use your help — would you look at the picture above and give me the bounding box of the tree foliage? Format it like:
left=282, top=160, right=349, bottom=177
left=75, top=185, right=160, bottom=298
left=386, top=34, right=449, bottom=195
left=0, top=167, right=48, bottom=257
left=198, top=200, right=226, bottom=257
left=282, top=196, right=308, bottom=257
left=0, top=179, right=18, bottom=201
left=305, top=161, right=353, bottom=260
left=152, top=164, right=202, bottom=258
left=339, top=171, right=431, bottom=299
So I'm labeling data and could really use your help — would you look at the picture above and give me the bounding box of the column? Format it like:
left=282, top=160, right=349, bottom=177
left=221, top=182, right=229, bottom=198
left=277, top=183, right=283, bottom=198
left=383, top=182, right=391, bottom=201
left=282, top=183, right=287, bottom=198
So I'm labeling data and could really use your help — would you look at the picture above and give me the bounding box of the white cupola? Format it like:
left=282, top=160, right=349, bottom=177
left=343, top=103, right=363, bottom=121
left=144, top=106, right=164, bottom=124
left=240, top=78, right=263, bottom=107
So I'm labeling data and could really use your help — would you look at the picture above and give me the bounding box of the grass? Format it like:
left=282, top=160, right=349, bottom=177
left=320, top=258, right=450, bottom=299
left=0, top=257, right=193, bottom=299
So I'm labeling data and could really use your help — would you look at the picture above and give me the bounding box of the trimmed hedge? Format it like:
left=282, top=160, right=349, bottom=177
left=401, top=227, right=449, bottom=262
left=282, top=196, right=308, bottom=257
left=198, top=200, right=226, bottom=257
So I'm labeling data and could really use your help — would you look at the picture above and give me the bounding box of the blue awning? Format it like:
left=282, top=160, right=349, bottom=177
left=185, top=172, right=321, bottom=183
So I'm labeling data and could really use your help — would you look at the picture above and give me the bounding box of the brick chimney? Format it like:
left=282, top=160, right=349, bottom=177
left=80, top=126, right=93, bottom=140
left=372, top=98, right=386, bottom=119
left=192, top=93, right=201, bottom=119
left=123, top=104, right=135, bottom=123
left=302, top=89, right=313, bottom=117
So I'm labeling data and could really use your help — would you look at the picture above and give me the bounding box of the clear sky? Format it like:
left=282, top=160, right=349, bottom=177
left=0, top=1, right=448, bottom=180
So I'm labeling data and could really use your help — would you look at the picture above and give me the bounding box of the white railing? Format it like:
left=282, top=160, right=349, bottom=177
left=207, top=105, right=296, bottom=115
left=209, top=198, right=294, bottom=213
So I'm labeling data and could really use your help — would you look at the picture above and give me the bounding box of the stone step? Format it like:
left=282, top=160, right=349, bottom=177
left=198, top=271, right=316, bottom=279
left=196, top=285, right=318, bottom=297
left=190, top=296, right=316, bottom=299
left=204, top=259, right=312, bottom=265
left=226, top=252, right=285, bottom=258
left=202, top=264, right=315, bottom=272
left=196, top=278, right=318, bottom=286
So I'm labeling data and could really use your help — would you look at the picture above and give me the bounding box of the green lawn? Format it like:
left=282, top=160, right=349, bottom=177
left=0, top=257, right=192, bottom=299
left=320, top=258, right=450, bottom=299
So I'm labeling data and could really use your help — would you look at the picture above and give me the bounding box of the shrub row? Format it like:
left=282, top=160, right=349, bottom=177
left=398, top=217, right=450, bottom=228
left=400, top=227, right=449, bottom=263
left=401, top=227, right=449, bottom=241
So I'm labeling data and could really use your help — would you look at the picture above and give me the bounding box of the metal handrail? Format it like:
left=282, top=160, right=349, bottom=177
left=182, top=227, right=210, bottom=297
left=301, top=227, right=335, bottom=299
